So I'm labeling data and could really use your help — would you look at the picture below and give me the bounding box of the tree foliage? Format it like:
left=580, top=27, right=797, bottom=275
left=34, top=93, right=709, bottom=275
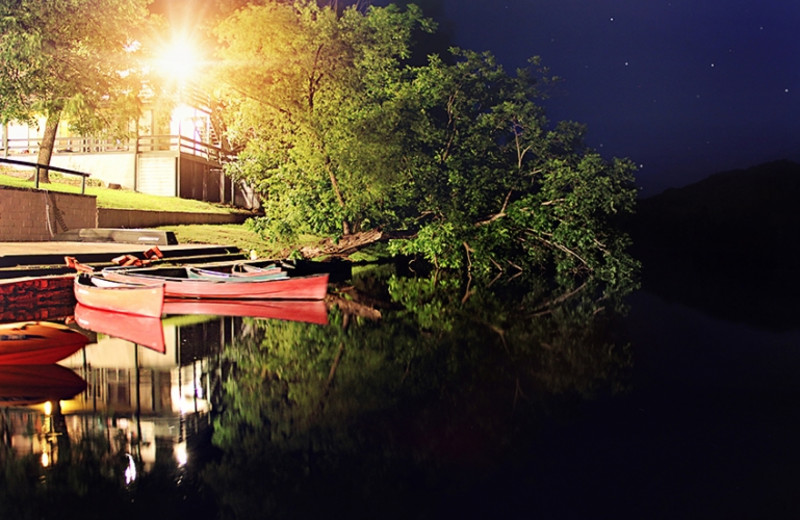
left=213, top=1, right=638, bottom=287
left=0, top=0, right=152, bottom=178
left=215, top=1, right=432, bottom=237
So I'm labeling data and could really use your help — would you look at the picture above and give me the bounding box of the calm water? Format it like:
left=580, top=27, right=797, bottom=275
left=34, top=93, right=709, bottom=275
left=2, top=265, right=799, bottom=519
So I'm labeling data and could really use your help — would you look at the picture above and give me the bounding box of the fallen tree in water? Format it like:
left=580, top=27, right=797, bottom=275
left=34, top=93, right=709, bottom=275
left=296, top=230, right=416, bottom=259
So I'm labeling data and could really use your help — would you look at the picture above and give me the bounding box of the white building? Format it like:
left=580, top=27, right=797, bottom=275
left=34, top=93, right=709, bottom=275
left=1, top=88, right=258, bottom=209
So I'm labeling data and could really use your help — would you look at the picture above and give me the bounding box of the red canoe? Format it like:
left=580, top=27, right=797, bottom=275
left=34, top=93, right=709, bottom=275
left=102, top=265, right=329, bottom=300
left=0, top=364, right=87, bottom=406
left=0, top=321, right=89, bottom=364
left=74, top=273, right=165, bottom=317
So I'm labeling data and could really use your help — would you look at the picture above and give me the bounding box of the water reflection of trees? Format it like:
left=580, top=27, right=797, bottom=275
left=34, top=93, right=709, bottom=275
left=206, top=269, right=632, bottom=518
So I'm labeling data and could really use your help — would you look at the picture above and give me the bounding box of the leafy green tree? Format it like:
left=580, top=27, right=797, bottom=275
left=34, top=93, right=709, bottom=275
left=0, top=0, right=151, bottom=182
left=214, top=1, right=433, bottom=237
left=386, top=49, right=639, bottom=287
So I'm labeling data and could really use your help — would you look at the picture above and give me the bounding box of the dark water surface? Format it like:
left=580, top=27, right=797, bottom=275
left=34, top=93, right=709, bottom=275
left=1, top=268, right=799, bottom=519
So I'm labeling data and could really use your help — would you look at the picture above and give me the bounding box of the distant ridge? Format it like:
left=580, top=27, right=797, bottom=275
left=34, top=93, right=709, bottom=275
left=634, top=159, right=800, bottom=255
left=629, top=159, right=800, bottom=330
left=643, top=158, right=800, bottom=209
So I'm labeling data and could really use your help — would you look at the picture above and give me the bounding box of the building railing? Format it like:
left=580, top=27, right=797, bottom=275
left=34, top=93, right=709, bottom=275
left=136, top=135, right=234, bottom=164
left=0, top=157, right=91, bottom=194
left=3, top=136, right=135, bottom=155
left=2, top=135, right=234, bottom=165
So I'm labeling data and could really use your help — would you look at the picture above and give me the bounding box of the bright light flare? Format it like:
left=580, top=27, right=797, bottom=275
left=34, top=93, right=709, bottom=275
left=154, top=37, right=202, bottom=84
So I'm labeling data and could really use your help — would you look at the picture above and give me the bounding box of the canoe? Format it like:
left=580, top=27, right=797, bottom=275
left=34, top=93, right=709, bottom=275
left=163, top=298, right=329, bottom=325
left=0, top=321, right=89, bottom=364
left=0, top=364, right=87, bottom=406
left=102, top=265, right=329, bottom=300
left=73, top=304, right=166, bottom=353
left=73, top=273, right=165, bottom=317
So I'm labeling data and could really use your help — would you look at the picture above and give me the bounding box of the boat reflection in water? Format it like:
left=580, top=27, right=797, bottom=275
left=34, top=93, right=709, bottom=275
left=74, top=303, right=167, bottom=352
left=73, top=298, right=329, bottom=353
left=0, top=298, right=330, bottom=498
left=0, top=364, right=87, bottom=407
left=162, top=297, right=329, bottom=325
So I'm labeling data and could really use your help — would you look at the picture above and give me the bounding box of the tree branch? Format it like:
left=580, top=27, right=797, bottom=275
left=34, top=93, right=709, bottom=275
left=526, top=230, right=592, bottom=270
left=475, top=189, right=514, bottom=227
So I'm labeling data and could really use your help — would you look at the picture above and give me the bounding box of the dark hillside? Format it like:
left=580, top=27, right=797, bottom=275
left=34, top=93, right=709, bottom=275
left=629, top=160, right=800, bottom=330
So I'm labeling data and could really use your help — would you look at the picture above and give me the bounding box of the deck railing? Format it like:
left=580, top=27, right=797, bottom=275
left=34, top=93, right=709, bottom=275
left=3, top=136, right=135, bottom=155
left=136, top=135, right=233, bottom=163
left=2, top=135, right=234, bottom=165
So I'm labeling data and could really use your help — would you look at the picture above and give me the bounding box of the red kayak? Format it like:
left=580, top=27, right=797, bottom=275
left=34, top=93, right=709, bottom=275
left=0, top=321, right=89, bottom=364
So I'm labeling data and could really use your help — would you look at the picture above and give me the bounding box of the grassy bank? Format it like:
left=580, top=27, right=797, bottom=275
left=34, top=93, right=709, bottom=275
left=161, top=224, right=324, bottom=258
left=0, top=172, right=240, bottom=214
left=0, top=170, right=325, bottom=257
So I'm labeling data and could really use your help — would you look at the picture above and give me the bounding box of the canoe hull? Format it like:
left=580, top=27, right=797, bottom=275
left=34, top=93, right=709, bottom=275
left=163, top=298, right=329, bottom=325
left=74, top=274, right=165, bottom=317
left=0, top=322, right=89, bottom=364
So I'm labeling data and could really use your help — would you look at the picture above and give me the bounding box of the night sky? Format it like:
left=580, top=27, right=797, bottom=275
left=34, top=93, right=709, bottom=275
left=430, top=0, right=800, bottom=196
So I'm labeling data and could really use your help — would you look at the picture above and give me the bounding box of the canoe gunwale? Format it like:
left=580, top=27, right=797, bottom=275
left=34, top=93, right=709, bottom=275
left=101, top=267, right=329, bottom=300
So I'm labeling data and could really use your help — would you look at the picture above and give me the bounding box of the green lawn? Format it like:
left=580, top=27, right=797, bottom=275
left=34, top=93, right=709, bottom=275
left=162, top=224, right=326, bottom=258
left=0, top=170, right=333, bottom=258
left=0, top=172, right=240, bottom=214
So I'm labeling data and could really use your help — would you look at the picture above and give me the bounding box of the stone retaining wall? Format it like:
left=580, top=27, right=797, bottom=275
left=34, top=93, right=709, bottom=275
left=98, top=208, right=249, bottom=228
left=0, top=186, right=97, bottom=241
left=0, top=186, right=252, bottom=241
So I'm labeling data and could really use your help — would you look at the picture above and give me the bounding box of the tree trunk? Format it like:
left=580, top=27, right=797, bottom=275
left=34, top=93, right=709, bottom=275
left=321, top=158, right=351, bottom=235
left=36, top=111, right=60, bottom=184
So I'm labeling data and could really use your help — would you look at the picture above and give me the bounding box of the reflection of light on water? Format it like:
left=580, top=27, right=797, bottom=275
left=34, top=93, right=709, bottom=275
left=40, top=401, right=56, bottom=467
left=174, top=442, right=188, bottom=466
left=125, top=454, right=137, bottom=484
left=171, top=362, right=210, bottom=415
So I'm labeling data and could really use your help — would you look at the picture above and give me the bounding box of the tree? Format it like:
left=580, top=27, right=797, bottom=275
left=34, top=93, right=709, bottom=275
left=386, top=50, right=639, bottom=287
left=213, top=2, right=637, bottom=289
left=0, top=0, right=151, bottom=182
left=214, top=1, right=432, bottom=237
